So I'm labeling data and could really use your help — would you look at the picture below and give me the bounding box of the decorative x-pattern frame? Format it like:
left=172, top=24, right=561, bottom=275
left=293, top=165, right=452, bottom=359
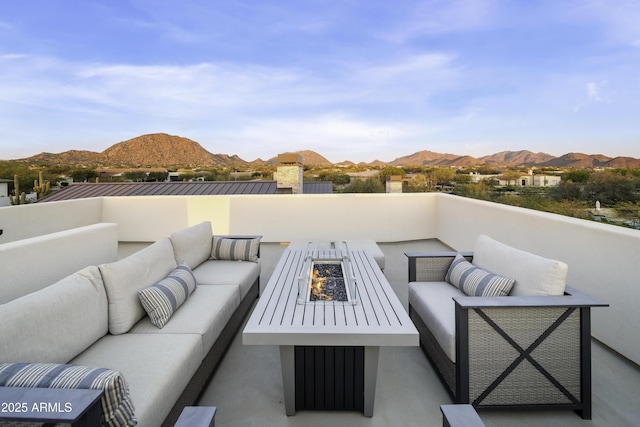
left=454, top=297, right=598, bottom=420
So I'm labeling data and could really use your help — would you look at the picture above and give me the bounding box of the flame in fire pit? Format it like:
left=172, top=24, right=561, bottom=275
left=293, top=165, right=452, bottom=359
left=309, top=263, right=348, bottom=302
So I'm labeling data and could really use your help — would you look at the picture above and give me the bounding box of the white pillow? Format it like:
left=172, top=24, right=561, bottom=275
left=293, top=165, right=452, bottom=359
left=169, top=221, right=213, bottom=269
left=100, top=238, right=177, bottom=334
left=472, top=235, right=567, bottom=296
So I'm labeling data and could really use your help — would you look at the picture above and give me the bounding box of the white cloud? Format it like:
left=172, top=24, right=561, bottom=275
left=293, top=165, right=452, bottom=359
left=586, top=80, right=609, bottom=103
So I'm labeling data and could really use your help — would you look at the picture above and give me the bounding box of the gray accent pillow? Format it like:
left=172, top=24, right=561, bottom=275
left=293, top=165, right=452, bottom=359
left=211, top=236, right=260, bottom=262
left=138, top=263, right=197, bottom=328
left=446, top=253, right=515, bottom=297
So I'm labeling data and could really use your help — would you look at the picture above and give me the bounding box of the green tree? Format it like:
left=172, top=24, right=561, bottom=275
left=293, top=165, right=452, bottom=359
left=564, top=169, right=591, bottom=183
left=378, top=166, right=405, bottom=184
left=69, top=168, right=97, bottom=183
left=549, top=181, right=583, bottom=201
left=585, top=171, right=636, bottom=204
left=124, top=171, right=148, bottom=182
left=341, top=178, right=384, bottom=193
left=147, top=171, right=169, bottom=182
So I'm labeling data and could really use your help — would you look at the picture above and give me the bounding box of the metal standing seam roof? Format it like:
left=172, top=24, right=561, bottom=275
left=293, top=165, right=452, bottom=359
left=37, top=180, right=333, bottom=202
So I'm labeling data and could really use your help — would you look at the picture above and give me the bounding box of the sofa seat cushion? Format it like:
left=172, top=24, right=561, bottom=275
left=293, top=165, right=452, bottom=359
left=130, top=285, right=241, bottom=359
left=0, top=266, right=107, bottom=364
left=169, top=221, right=213, bottom=269
left=71, top=333, right=202, bottom=427
left=0, top=362, right=135, bottom=427
left=472, top=235, right=568, bottom=296
left=409, top=281, right=463, bottom=362
left=138, top=263, right=198, bottom=329
left=100, top=238, right=178, bottom=335
left=192, top=259, right=260, bottom=299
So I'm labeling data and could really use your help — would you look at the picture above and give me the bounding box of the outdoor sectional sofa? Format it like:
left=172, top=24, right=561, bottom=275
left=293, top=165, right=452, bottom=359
left=407, top=234, right=607, bottom=419
left=0, top=221, right=260, bottom=427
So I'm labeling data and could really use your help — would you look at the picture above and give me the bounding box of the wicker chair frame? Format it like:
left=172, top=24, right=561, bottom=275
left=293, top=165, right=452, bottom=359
left=406, top=252, right=607, bottom=420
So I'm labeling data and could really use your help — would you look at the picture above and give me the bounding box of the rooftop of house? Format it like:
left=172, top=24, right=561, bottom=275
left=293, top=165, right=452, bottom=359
left=37, top=180, right=333, bottom=202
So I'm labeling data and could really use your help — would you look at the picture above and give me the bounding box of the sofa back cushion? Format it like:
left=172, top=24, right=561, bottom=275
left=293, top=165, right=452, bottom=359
left=0, top=266, right=108, bottom=363
left=100, top=238, right=178, bottom=334
left=169, top=221, right=213, bottom=269
left=472, top=234, right=567, bottom=296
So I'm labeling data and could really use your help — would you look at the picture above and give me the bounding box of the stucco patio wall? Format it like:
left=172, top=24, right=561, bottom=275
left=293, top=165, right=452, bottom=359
left=435, top=193, right=640, bottom=366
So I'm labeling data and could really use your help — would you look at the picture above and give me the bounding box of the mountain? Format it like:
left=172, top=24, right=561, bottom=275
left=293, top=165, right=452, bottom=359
left=17, top=133, right=640, bottom=168
left=26, top=149, right=101, bottom=165
left=267, top=150, right=333, bottom=166
left=538, top=152, right=640, bottom=168
left=21, top=133, right=249, bottom=167
left=390, top=150, right=465, bottom=166
left=100, top=133, right=248, bottom=167
left=479, top=150, right=556, bottom=165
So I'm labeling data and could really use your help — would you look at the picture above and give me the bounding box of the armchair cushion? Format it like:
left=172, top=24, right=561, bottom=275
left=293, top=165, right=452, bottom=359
left=211, top=236, right=260, bottom=262
left=472, top=235, right=567, bottom=296
left=138, top=263, right=197, bottom=328
left=446, top=253, right=514, bottom=297
left=0, top=362, right=136, bottom=427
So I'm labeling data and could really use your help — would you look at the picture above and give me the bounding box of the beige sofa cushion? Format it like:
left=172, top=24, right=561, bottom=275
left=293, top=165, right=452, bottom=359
left=0, top=266, right=108, bottom=363
left=100, top=238, right=177, bottom=334
left=71, top=333, right=202, bottom=427
left=193, top=259, right=261, bottom=299
left=169, top=221, right=213, bottom=269
left=409, top=281, right=461, bottom=362
left=130, top=285, right=241, bottom=359
left=472, top=234, right=568, bottom=296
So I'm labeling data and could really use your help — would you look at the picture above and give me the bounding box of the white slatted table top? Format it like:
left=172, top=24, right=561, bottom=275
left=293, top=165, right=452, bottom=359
left=243, top=248, right=418, bottom=347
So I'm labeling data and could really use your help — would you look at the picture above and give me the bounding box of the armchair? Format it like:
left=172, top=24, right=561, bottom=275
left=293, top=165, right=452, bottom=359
left=407, top=236, right=607, bottom=419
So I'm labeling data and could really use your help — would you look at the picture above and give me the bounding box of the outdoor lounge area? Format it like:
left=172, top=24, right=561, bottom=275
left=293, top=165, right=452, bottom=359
left=1, top=192, right=639, bottom=426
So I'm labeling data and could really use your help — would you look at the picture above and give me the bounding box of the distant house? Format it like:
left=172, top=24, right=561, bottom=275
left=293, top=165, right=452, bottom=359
left=469, top=170, right=561, bottom=187
left=0, top=179, right=11, bottom=207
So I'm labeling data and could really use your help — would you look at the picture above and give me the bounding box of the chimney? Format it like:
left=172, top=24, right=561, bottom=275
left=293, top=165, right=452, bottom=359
left=386, top=175, right=403, bottom=193
left=275, top=153, right=303, bottom=194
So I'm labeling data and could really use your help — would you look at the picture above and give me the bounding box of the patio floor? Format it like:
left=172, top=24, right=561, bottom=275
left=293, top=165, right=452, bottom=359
left=197, top=240, right=640, bottom=426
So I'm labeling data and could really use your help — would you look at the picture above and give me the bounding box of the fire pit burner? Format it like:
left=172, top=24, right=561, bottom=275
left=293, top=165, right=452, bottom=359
left=309, top=262, right=348, bottom=302
left=297, top=242, right=357, bottom=305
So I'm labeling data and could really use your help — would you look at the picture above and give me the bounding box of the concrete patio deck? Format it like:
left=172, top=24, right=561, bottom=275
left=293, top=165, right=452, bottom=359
left=197, top=240, right=640, bottom=426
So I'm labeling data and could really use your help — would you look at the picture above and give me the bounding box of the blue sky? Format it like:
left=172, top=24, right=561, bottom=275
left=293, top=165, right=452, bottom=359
left=1, top=0, right=639, bottom=163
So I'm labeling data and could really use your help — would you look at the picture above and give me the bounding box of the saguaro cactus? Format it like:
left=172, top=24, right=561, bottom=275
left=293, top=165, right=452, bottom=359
left=33, top=171, right=50, bottom=199
left=9, top=174, right=26, bottom=205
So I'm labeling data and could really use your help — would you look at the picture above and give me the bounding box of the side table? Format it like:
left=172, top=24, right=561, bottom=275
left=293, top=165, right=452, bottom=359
left=0, top=386, right=103, bottom=427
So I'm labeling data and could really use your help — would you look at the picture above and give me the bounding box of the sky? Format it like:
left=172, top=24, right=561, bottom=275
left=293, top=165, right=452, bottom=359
left=1, top=0, right=639, bottom=164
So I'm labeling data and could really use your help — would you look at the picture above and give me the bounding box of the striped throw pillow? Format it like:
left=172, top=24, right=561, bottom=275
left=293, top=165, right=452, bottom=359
left=0, top=362, right=136, bottom=427
left=211, top=236, right=260, bottom=262
left=445, top=253, right=515, bottom=297
left=138, top=263, right=197, bottom=328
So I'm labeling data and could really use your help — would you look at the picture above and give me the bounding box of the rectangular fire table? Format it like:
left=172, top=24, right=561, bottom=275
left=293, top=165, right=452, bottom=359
left=243, top=244, right=418, bottom=417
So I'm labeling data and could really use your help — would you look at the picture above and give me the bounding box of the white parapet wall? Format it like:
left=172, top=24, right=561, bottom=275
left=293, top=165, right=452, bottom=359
left=435, top=193, right=640, bottom=366
left=101, top=193, right=439, bottom=243
left=0, top=198, right=103, bottom=244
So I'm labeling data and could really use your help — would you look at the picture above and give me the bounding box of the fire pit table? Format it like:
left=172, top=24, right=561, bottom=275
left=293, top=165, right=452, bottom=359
left=243, top=242, right=418, bottom=417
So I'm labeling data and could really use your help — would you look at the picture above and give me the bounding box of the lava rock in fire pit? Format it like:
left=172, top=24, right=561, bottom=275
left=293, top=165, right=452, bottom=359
left=310, top=263, right=348, bottom=302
